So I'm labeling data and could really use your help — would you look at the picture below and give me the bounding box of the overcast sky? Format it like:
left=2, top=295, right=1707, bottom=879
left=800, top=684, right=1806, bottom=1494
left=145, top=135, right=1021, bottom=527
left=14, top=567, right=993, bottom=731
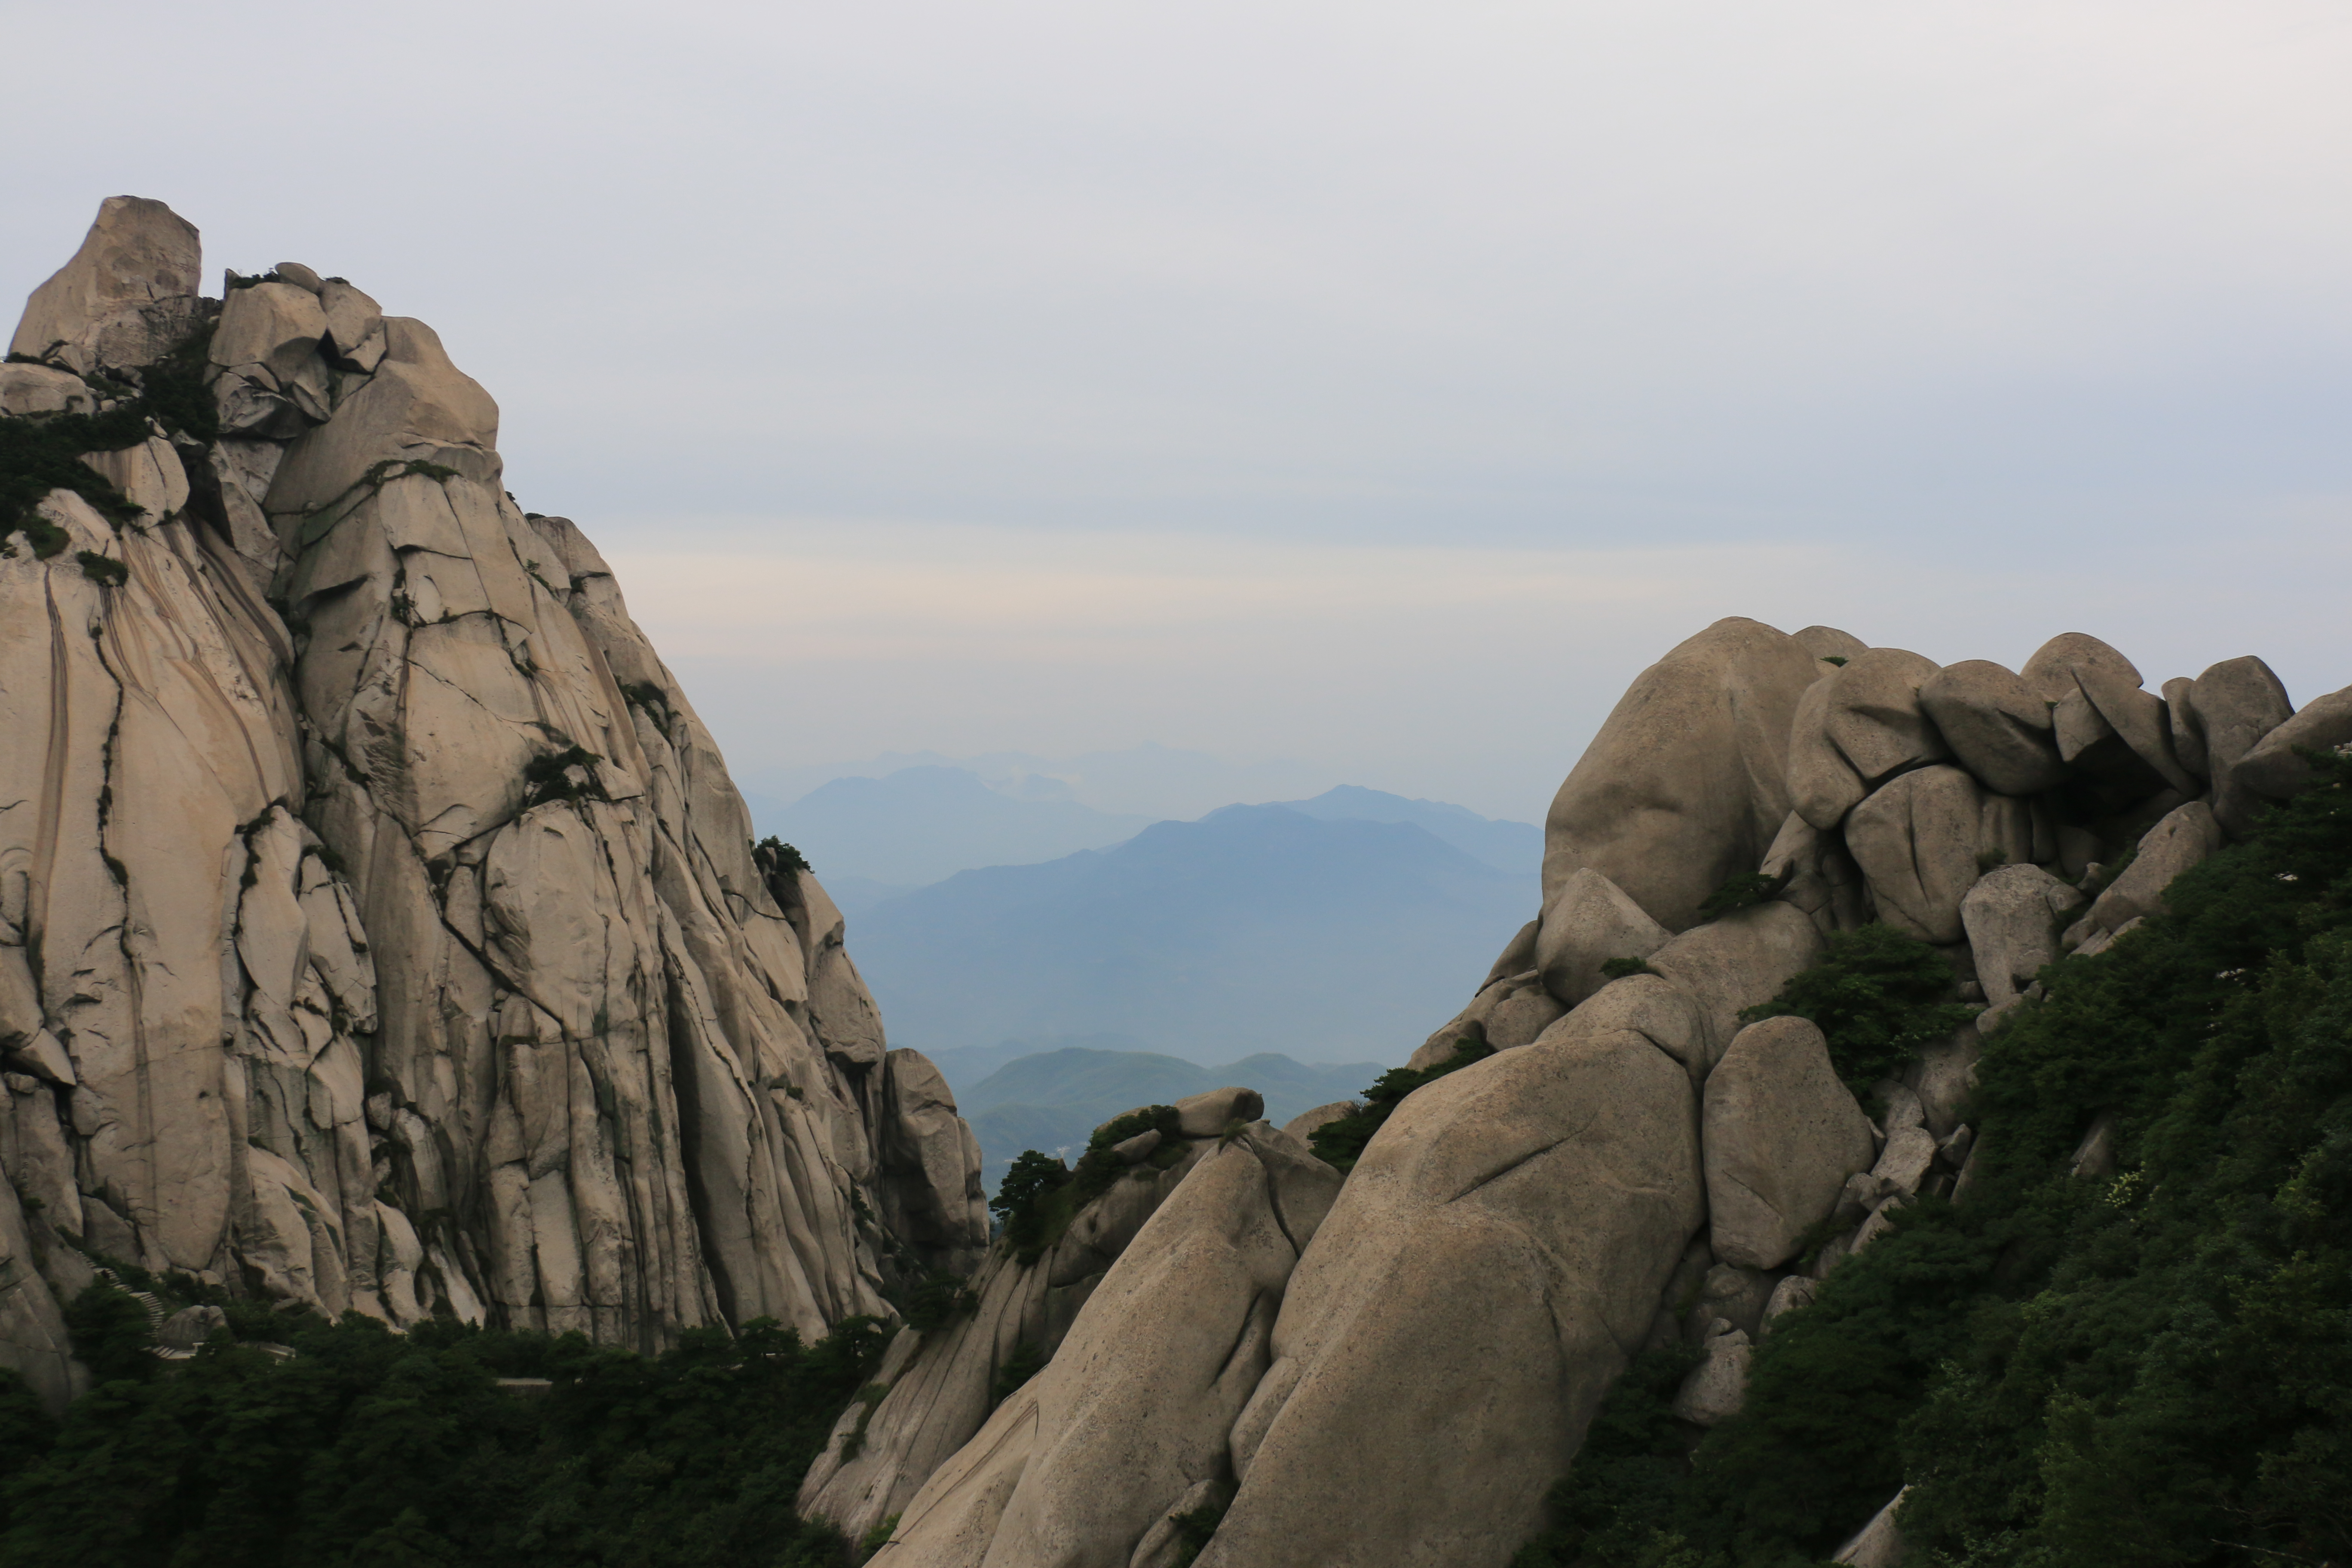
left=8, top=0, right=2349, bottom=820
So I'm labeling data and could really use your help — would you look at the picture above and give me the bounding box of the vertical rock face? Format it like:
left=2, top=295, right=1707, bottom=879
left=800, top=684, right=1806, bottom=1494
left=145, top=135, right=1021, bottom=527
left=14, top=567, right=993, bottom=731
left=0, top=198, right=981, bottom=1405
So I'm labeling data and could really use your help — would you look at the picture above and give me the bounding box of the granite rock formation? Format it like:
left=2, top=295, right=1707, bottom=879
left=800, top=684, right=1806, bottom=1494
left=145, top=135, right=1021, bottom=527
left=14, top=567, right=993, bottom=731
left=0, top=199, right=983, bottom=1412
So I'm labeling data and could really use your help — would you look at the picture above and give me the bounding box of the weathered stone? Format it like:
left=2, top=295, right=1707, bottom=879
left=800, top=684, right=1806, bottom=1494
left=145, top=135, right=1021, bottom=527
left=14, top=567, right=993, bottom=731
left=1543, top=618, right=1820, bottom=931
left=1961, top=864, right=2082, bottom=1007
left=1821, top=647, right=1948, bottom=781
left=0, top=363, right=102, bottom=416
left=2232, top=682, right=2352, bottom=806
left=1844, top=766, right=1994, bottom=945
left=1788, top=674, right=1868, bottom=831
left=2070, top=1112, right=2119, bottom=1179
left=1761, top=1274, right=1818, bottom=1334
left=1282, top=1101, right=1357, bottom=1141
left=1687, top=1262, right=1774, bottom=1342
left=1644, top=901, right=1825, bottom=1075
left=1920, top=659, right=2067, bottom=796
left=2163, top=677, right=2208, bottom=776
left=273, top=262, right=325, bottom=293
left=1703, top=1017, right=1876, bottom=1269
left=1792, top=625, right=1869, bottom=667
left=318, top=280, right=387, bottom=372
left=1833, top=1489, right=1910, bottom=1567
left=1111, top=1129, right=1161, bottom=1163
left=158, top=1303, right=229, bottom=1352
left=1192, top=1030, right=1703, bottom=1568
left=1536, top=867, right=1673, bottom=1007
left=79, top=435, right=188, bottom=523
left=2021, top=632, right=2141, bottom=703
left=1905, top=1027, right=1981, bottom=1139
left=880, top=1049, right=990, bottom=1275
left=266, top=317, right=500, bottom=513
left=2190, top=656, right=2296, bottom=835
left=1760, top=810, right=1868, bottom=937
left=1871, top=1124, right=1938, bottom=1196
left=1482, top=972, right=1567, bottom=1048
left=1173, top=1087, right=1264, bottom=1137
left=1128, top=1479, right=1233, bottom=1568
left=209, top=281, right=326, bottom=389
left=2072, top=662, right=2200, bottom=796
left=1672, top=1322, right=1753, bottom=1426
left=3, top=1073, right=81, bottom=1235
left=1538, top=972, right=1708, bottom=1075
left=9, top=196, right=202, bottom=374
left=2085, top=802, right=2224, bottom=933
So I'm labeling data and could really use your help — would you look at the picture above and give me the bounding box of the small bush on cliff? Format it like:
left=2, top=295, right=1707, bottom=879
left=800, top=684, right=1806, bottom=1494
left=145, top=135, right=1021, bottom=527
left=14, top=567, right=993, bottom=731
left=992, top=1107, right=1186, bottom=1265
left=1736, top=922, right=1974, bottom=1091
left=1308, top=1035, right=1496, bottom=1171
left=0, top=1309, right=886, bottom=1567
left=1695, top=869, right=1790, bottom=922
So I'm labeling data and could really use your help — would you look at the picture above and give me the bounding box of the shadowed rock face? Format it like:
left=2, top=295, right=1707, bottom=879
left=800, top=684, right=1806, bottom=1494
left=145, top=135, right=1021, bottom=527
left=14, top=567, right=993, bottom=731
left=0, top=199, right=980, bottom=1408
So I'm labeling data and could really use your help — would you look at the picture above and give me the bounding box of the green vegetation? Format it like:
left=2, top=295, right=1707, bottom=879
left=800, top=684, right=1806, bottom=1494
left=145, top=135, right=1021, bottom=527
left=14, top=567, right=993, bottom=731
left=0, top=1286, right=885, bottom=1568
left=1307, top=1036, right=1497, bottom=1171
left=900, top=1271, right=977, bottom=1333
left=988, top=1106, right=1188, bottom=1265
left=1737, top=922, right=1976, bottom=1092
left=1696, top=869, right=1792, bottom=922
left=1170, top=1494, right=1229, bottom=1567
left=521, top=744, right=607, bottom=809
left=992, top=1340, right=1046, bottom=1404
left=1820, top=655, right=1849, bottom=666
left=1602, top=956, right=1660, bottom=980
left=1, top=404, right=147, bottom=534
left=756, top=836, right=813, bottom=876
left=1513, top=753, right=2352, bottom=1568
left=74, top=550, right=127, bottom=587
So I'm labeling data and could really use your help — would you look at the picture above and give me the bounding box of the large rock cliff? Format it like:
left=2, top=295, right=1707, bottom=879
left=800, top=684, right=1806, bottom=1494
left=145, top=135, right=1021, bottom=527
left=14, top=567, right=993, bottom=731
left=0, top=198, right=985, bottom=1412
left=839, top=617, right=2346, bottom=1567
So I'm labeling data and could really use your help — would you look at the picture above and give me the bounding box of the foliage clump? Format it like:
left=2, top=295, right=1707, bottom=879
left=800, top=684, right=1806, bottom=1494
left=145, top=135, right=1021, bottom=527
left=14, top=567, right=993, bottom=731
left=989, top=1106, right=1187, bottom=1265
left=756, top=836, right=812, bottom=876
left=1507, top=753, right=2352, bottom=1568
left=900, top=1271, right=977, bottom=1333
left=0, top=1292, right=884, bottom=1567
left=74, top=550, right=127, bottom=587
left=1600, top=956, right=1658, bottom=980
left=1307, top=1036, right=1496, bottom=1172
left=1736, top=922, right=1975, bottom=1091
left=1695, top=869, right=1791, bottom=922
left=521, top=744, right=606, bottom=809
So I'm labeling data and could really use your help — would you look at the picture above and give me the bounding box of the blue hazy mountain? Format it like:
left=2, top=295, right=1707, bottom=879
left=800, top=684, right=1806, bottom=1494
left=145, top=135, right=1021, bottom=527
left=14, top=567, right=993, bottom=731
left=758, top=766, right=1154, bottom=888
left=951, top=1046, right=1384, bottom=1195
left=1271, top=785, right=1541, bottom=876
left=850, top=804, right=1536, bottom=1068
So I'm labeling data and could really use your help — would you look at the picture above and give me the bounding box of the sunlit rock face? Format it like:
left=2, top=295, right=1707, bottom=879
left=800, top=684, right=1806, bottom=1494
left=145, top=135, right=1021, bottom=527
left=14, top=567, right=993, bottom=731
left=0, top=198, right=983, bottom=1412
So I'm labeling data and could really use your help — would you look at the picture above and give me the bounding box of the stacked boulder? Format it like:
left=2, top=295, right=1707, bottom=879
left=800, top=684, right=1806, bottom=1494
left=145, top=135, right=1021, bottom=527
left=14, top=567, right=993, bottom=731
left=0, top=198, right=984, bottom=1413
left=865, top=617, right=2342, bottom=1568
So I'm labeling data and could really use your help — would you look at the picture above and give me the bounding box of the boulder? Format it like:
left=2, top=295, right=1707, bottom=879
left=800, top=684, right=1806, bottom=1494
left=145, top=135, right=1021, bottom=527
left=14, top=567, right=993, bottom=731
left=1482, top=973, right=1567, bottom=1048
left=1844, top=766, right=1994, bottom=944
left=1919, top=660, right=2067, bottom=796
left=2231, top=682, right=2352, bottom=806
left=1702, top=1017, right=1877, bottom=1269
left=318, top=280, right=387, bottom=373
left=1821, top=647, right=1949, bottom=781
left=1535, top=867, right=1672, bottom=1007
left=1960, top=864, right=2082, bottom=1007
left=208, top=280, right=327, bottom=389
left=1833, top=1489, right=1910, bottom=1567
left=1686, top=1263, right=1774, bottom=1342
left=2084, top=802, right=2225, bottom=933
left=1543, top=618, right=1820, bottom=931
left=2021, top=632, right=2142, bottom=704
left=879, top=1049, right=990, bottom=1275
left=272, top=262, right=325, bottom=293
left=2070, top=662, right=2199, bottom=797
left=265, top=317, right=500, bottom=513
left=1173, top=1087, right=1264, bottom=1138
left=1671, top=1323, right=1752, bottom=1426
left=1128, top=1479, right=1231, bottom=1568
left=79, top=435, right=188, bottom=523
left=1792, top=624, right=1869, bottom=667
left=1644, top=901, right=1825, bottom=1074
left=0, top=363, right=102, bottom=416
left=1788, top=675, right=1868, bottom=831
left=2162, top=676, right=2208, bottom=777
left=1537, top=971, right=1708, bottom=1075
left=1191, top=1030, right=1703, bottom=1568
left=1759, top=810, right=1868, bottom=937
left=874, top=1128, right=1337, bottom=1568
left=2191, top=656, right=2296, bottom=835
left=1761, top=1274, right=1818, bottom=1334
left=9, top=195, right=202, bottom=373
left=1282, top=1101, right=1357, bottom=1141
left=1870, top=1124, right=1939, bottom=1196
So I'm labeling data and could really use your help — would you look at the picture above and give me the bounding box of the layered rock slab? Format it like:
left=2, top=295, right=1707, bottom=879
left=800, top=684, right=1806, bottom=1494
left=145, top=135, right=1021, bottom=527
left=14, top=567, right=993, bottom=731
left=1191, top=1031, right=1704, bottom=1568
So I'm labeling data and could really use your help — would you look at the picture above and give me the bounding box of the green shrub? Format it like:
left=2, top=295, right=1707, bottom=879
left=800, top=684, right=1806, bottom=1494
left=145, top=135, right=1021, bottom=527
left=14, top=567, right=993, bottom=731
left=992, top=1339, right=1047, bottom=1404
left=1736, top=922, right=1975, bottom=1091
left=991, top=1108, right=1186, bottom=1265
left=520, top=744, right=605, bottom=809
left=1695, top=870, right=1791, bottom=922
left=1601, top=956, right=1658, bottom=980
left=2, top=1309, right=883, bottom=1566
left=1308, top=1037, right=1496, bottom=1171
left=74, top=550, right=127, bottom=587
left=756, top=836, right=812, bottom=876
left=900, top=1272, right=977, bottom=1333
left=989, top=1150, right=1072, bottom=1264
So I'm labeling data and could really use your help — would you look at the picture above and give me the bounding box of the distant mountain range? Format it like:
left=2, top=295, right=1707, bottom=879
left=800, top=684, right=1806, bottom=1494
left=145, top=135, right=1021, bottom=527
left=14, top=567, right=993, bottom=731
left=936, top=1046, right=1384, bottom=1196
left=753, top=765, right=1542, bottom=895
left=849, top=802, right=1537, bottom=1067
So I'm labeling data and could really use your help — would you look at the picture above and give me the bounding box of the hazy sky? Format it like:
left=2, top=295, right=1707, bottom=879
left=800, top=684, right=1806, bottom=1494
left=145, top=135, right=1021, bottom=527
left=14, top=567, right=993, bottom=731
left=9, top=1, right=2349, bottom=820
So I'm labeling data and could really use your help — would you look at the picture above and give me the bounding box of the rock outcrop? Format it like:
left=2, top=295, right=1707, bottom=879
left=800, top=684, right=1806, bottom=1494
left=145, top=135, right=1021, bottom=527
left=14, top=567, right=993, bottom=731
left=0, top=199, right=982, bottom=1408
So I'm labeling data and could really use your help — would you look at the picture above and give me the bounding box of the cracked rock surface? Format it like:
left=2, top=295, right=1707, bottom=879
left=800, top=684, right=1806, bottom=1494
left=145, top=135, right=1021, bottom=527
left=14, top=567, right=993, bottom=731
left=0, top=199, right=983, bottom=1409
